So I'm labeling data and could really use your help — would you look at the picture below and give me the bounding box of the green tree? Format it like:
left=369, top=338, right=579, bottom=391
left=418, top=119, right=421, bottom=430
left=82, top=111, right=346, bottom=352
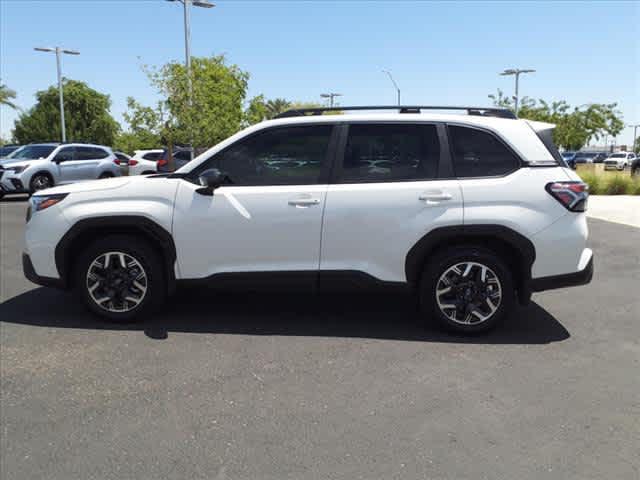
left=114, top=97, right=163, bottom=154
left=13, top=80, right=119, bottom=145
left=144, top=54, right=250, bottom=148
left=0, top=83, right=18, bottom=110
left=488, top=89, right=624, bottom=150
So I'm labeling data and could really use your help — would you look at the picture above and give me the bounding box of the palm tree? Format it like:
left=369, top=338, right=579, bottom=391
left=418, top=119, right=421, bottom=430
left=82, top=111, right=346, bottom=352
left=265, top=98, right=291, bottom=119
left=0, top=83, right=18, bottom=110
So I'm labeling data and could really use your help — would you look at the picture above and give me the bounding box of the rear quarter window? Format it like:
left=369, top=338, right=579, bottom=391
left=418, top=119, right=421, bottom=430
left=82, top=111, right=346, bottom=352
left=448, top=125, right=520, bottom=178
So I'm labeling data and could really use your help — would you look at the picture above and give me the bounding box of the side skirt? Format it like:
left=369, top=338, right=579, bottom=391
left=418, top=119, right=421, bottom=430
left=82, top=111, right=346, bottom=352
left=177, top=270, right=411, bottom=294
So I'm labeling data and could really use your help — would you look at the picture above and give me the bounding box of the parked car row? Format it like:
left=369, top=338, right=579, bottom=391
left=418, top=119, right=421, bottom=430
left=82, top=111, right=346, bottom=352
left=0, top=143, right=122, bottom=199
left=562, top=150, right=637, bottom=170
left=0, top=142, right=202, bottom=198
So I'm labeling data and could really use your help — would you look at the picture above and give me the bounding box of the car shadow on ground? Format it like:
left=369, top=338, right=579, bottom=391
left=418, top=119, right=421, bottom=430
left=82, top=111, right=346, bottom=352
left=0, top=286, right=570, bottom=344
left=0, top=195, right=29, bottom=203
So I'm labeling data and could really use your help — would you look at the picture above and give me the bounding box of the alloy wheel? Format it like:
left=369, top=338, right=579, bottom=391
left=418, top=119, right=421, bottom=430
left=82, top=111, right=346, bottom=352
left=435, top=261, right=502, bottom=325
left=86, top=251, right=148, bottom=313
left=32, top=175, right=52, bottom=191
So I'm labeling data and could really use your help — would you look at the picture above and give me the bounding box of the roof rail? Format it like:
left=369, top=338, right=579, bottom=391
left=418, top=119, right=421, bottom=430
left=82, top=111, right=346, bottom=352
left=274, top=105, right=517, bottom=120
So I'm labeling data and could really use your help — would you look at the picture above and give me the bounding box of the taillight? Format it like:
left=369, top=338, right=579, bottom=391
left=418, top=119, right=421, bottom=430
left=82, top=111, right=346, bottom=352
left=157, top=159, right=168, bottom=167
left=113, top=159, right=122, bottom=165
left=128, top=160, right=138, bottom=166
left=546, top=181, right=589, bottom=212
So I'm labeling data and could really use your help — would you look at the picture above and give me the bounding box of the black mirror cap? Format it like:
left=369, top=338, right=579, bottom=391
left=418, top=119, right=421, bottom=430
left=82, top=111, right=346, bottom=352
left=196, top=168, right=227, bottom=196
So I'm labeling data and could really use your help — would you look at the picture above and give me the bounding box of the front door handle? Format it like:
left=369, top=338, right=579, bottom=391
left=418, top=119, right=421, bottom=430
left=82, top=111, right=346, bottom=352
left=419, top=191, right=453, bottom=202
left=288, top=198, right=321, bottom=207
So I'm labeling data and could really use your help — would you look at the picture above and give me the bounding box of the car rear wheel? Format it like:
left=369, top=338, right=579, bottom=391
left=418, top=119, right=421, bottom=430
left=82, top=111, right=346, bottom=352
left=99, top=172, right=114, bottom=179
left=74, top=235, right=166, bottom=322
left=419, top=246, right=515, bottom=334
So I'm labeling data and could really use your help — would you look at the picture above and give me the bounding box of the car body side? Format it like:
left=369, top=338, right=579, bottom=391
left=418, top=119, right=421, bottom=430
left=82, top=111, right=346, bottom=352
left=24, top=114, right=591, bottom=304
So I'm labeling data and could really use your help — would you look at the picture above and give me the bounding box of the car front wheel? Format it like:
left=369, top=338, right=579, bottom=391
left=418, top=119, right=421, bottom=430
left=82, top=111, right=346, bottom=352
left=29, top=173, right=53, bottom=193
left=74, top=235, right=166, bottom=321
left=419, top=246, right=515, bottom=334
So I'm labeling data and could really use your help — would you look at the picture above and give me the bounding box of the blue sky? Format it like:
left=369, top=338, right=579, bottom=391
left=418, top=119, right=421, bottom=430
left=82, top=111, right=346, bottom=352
left=1, top=0, right=638, bottom=145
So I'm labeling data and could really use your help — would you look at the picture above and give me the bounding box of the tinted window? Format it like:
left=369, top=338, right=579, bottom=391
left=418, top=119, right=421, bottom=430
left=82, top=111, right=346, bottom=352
left=142, top=152, right=163, bottom=161
left=340, top=124, right=440, bottom=183
left=200, top=125, right=333, bottom=186
left=449, top=126, right=520, bottom=177
left=174, top=150, right=192, bottom=161
left=9, top=145, right=57, bottom=160
left=115, top=153, right=129, bottom=162
left=90, top=147, right=110, bottom=159
left=53, top=146, right=75, bottom=162
left=74, top=147, right=96, bottom=160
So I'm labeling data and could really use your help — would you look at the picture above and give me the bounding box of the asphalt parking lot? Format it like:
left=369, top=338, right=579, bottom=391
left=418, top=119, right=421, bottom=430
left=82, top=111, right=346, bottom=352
left=1, top=196, right=639, bottom=480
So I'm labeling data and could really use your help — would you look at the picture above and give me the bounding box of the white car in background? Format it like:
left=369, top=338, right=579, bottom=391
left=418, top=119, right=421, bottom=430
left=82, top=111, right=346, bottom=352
left=604, top=152, right=636, bottom=171
left=0, top=143, right=121, bottom=198
left=126, top=149, right=164, bottom=176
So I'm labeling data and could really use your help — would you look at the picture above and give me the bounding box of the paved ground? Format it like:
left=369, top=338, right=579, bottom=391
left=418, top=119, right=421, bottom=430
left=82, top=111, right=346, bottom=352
left=587, top=195, right=640, bottom=228
left=1, top=196, right=639, bottom=480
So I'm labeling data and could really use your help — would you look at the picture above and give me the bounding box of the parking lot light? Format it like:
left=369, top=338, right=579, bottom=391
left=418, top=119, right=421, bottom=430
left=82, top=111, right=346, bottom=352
left=34, top=46, right=80, bottom=143
left=499, top=68, right=535, bottom=116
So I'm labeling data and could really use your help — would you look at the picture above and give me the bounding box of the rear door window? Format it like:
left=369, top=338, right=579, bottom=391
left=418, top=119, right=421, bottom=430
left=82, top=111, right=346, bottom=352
left=448, top=125, right=520, bottom=177
left=338, top=123, right=440, bottom=183
left=142, top=152, right=163, bottom=161
left=74, top=147, right=95, bottom=160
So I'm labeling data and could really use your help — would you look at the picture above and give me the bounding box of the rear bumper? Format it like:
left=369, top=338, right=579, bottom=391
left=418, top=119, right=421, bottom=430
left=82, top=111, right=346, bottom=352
left=531, top=253, right=593, bottom=293
left=22, top=252, right=67, bottom=289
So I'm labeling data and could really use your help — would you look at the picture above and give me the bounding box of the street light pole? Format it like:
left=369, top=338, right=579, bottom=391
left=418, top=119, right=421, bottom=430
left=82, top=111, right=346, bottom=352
left=382, top=70, right=400, bottom=106
left=167, top=0, right=214, bottom=160
left=499, top=68, right=535, bottom=116
left=34, top=46, right=80, bottom=143
left=628, top=124, right=640, bottom=153
left=320, top=92, right=342, bottom=108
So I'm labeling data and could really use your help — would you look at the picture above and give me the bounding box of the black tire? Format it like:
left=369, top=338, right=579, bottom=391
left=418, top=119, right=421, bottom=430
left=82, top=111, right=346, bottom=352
left=98, top=172, right=114, bottom=179
left=419, top=246, right=515, bottom=334
left=73, top=235, right=166, bottom=322
left=29, top=172, right=54, bottom=193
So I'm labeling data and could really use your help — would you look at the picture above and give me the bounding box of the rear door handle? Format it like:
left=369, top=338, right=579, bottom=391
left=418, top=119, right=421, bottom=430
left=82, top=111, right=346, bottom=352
left=288, top=197, right=321, bottom=207
left=419, top=192, right=453, bottom=202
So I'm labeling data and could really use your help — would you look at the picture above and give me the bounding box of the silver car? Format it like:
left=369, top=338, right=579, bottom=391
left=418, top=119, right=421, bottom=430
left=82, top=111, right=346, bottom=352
left=0, top=143, right=121, bottom=198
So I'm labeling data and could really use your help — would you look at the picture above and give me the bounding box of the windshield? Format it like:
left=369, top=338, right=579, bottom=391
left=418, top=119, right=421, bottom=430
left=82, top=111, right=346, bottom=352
left=576, top=152, right=596, bottom=158
left=609, top=153, right=626, bottom=158
left=7, top=145, right=57, bottom=160
left=561, top=152, right=575, bottom=158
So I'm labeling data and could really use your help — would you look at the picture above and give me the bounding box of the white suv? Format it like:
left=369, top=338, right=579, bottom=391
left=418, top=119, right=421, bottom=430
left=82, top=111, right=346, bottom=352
left=22, top=106, right=593, bottom=334
left=0, top=143, right=121, bottom=198
left=126, top=149, right=164, bottom=176
left=604, top=152, right=636, bottom=171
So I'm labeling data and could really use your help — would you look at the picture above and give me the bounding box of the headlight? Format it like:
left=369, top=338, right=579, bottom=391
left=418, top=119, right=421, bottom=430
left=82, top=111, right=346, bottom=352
left=30, top=193, right=69, bottom=212
left=6, top=164, right=29, bottom=174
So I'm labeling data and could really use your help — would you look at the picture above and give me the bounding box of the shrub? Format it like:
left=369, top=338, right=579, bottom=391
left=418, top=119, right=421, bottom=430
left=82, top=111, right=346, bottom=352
left=577, top=171, right=640, bottom=195
left=579, top=172, right=602, bottom=195
left=603, top=175, right=634, bottom=195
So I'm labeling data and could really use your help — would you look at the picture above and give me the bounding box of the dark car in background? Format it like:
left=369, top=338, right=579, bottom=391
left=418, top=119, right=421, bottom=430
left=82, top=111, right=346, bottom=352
left=562, top=151, right=578, bottom=169
left=157, top=147, right=196, bottom=173
left=631, top=156, right=639, bottom=177
left=0, top=145, right=21, bottom=158
left=574, top=152, right=598, bottom=165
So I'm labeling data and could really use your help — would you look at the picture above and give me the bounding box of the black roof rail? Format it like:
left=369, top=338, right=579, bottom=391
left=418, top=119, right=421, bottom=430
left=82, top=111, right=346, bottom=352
left=274, top=105, right=517, bottom=120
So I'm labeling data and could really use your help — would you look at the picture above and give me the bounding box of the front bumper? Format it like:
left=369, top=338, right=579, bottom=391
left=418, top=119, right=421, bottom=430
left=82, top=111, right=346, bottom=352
left=0, top=172, right=29, bottom=193
left=22, top=252, right=67, bottom=289
left=531, top=254, right=594, bottom=292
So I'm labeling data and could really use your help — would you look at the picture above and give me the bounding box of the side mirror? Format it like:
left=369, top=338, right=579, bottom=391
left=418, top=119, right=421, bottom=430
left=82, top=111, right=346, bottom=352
left=196, top=168, right=229, bottom=196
